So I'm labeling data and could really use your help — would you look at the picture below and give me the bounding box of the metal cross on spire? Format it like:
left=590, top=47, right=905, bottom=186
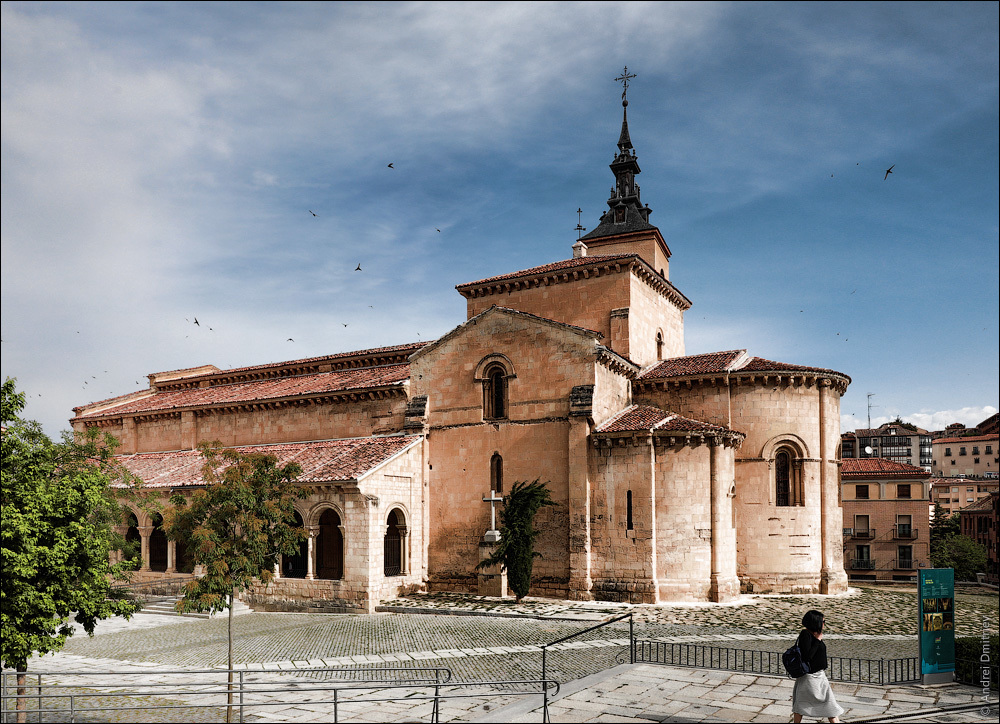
left=615, top=66, right=637, bottom=102
left=575, top=208, right=586, bottom=239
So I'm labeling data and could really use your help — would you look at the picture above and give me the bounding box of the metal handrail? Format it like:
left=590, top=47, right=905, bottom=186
left=633, top=641, right=920, bottom=685
left=1, top=667, right=559, bottom=723
left=540, top=613, right=633, bottom=723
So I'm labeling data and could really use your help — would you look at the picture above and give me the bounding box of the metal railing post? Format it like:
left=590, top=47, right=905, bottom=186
left=239, top=670, right=244, bottom=723
left=333, top=687, right=338, bottom=723
left=541, top=645, right=547, bottom=697
left=629, top=614, right=635, bottom=664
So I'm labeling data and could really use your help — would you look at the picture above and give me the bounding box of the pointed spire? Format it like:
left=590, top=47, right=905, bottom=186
left=579, top=67, right=657, bottom=242
left=617, top=100, right=633, bottom=153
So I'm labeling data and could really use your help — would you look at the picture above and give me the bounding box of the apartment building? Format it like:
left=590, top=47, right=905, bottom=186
left=841, top=458, right=931, bottom=582
left=841, top=422, right=933, bottom=473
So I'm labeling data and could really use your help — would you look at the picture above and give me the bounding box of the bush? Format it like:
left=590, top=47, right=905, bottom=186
left=955, top=635, right=999, bottom=690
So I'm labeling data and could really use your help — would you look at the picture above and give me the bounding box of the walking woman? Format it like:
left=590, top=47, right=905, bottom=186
left=792, top=610, right=844, bottom=723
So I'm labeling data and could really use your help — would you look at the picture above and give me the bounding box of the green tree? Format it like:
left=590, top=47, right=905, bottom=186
left=1, top=378, right=141, bottom=722
left=930, top=534, right=988, bottom=581
left=930, top=505, right=960, bottom=549
left=163, top=443, right=307, bottom=722
left=476, top=480, right=554, bottom=603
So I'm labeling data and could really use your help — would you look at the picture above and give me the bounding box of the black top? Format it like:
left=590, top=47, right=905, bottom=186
left=797, top=629, right=828, bottom=672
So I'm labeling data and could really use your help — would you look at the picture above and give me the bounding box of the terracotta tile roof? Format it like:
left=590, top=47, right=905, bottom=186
left=960, top=493, right=997, bottom=513
left=115, top=436, right=421, bottom=489
left=840, top=458, right=930, bottom=478
left=639, top=350, right=747, bottom=379
left=594, top=405, right=732, bottom=435
left=933, top=434, right=998, bottom=445
left=638, top=351, right=849, bottom=383
left=456, top=254, right=639, bottom=289
left=221, top=342, right=429, bottom=375
left=739, top=357, right=847, bottom=377
left=76, top=364, right=410, bottom=420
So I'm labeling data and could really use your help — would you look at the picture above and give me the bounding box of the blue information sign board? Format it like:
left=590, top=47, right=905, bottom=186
left=918, top=568, right=955, bottom=683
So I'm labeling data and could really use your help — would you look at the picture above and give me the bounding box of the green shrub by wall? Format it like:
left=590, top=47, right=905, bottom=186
left=955, top=635, right=999, bottom=690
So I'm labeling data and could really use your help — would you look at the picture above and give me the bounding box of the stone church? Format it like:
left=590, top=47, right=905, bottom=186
left=73, top=93, right=851, bottom=612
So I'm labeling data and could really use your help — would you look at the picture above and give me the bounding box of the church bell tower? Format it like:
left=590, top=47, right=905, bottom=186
left=579, top=68, right=672, bottom=279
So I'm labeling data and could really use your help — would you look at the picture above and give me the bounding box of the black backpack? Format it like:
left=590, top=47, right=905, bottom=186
left=782, top=644, right=811, bottom=678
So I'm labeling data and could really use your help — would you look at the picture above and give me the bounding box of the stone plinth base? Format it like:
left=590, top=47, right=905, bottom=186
left=477, top=541, right=508, bottom=598
left=709, top=573, right=741, bottom=603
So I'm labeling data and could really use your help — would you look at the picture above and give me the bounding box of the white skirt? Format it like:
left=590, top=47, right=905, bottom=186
left=792, top=670, right=844, bottom=718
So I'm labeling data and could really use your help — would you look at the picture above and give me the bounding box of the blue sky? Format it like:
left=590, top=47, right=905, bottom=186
left=2, top=1, right=997, bottom=438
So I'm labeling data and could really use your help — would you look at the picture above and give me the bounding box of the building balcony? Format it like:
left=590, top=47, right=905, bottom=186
left=850, top=558, right=876, bottom=570
left=894, top=558, right=918, bottom=570
left=851, top=529, right=875, bottom=540
left=893, top=526, right=918, bottom=540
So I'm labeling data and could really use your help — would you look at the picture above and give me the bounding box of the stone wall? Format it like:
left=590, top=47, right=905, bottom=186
left=411, top=309, right=601, bottom=597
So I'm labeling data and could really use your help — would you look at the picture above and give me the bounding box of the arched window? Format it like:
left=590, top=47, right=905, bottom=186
left=774, top=447, right=804, bottom=507
left=655, top=331, right=664, bottom=361
left=148, top=513, right=168, bottom=572
left=283, top=511, right=308, bottom=578
left=316, top=509, right=344, bottom=580
left=483, top=363, right=508, bottom=420
left=490, top=453, right=503, bottom=494
left=384, top=510, right=405, bottom=577
left=775, top=451, right=791, bottom=507
left=124, top=512, right=141, bottom=565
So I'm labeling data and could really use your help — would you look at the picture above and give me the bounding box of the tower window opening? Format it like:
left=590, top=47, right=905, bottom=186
left=483, top=364, right=508, bottom=420
left=490, top=453, right=503, bottom=494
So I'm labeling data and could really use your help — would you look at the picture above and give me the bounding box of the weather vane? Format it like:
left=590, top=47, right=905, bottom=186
left=614, top=66, right=637, bottom=102
left=575, top=208, right=586, bottom=239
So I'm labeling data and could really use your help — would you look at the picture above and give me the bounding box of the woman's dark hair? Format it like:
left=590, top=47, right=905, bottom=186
left=802, top=610, right=825, bottom=632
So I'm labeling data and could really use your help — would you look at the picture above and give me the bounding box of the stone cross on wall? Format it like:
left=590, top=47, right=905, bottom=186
left=482, top=491, right=503, bottom=543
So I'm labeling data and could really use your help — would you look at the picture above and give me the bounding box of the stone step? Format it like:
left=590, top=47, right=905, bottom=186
left=136, top=595, right=253, bottom=619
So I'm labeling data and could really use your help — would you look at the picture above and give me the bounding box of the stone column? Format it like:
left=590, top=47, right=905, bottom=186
left=166, top=540, right=176, bottom=573
left=567, top=386, right=594, bottom=600
left=399, top=527, right=409, bottom=576
left=121, top=418, right=137, bottom=453
left=708, top=438, right=739, bottom=602
left=138, top=526, right=153, bottom=571
left=181, top=411, right=197, bottom=450
left=305, top=526, right=318, bottom=580
left=639, top=436, right=658, bottom=604
left=818, top=380, right=848, bottom=594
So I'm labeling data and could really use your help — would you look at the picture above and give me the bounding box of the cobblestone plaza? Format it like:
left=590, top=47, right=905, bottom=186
left=9, top=585, right=998, bottom=722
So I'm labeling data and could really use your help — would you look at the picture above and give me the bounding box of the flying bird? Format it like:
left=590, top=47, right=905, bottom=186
left=287, top=338, right=294, bottom=342
left=355, top=264, right=362, bottom=271
left=308, top=210, right=318, bottom=217
left=387, top=163, right=394, bottom=169
left=884, top=165, right=894, bottom=180
left=194, top=317, right=200, bottom=326
left=436, top=228, right=441, bottom=232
